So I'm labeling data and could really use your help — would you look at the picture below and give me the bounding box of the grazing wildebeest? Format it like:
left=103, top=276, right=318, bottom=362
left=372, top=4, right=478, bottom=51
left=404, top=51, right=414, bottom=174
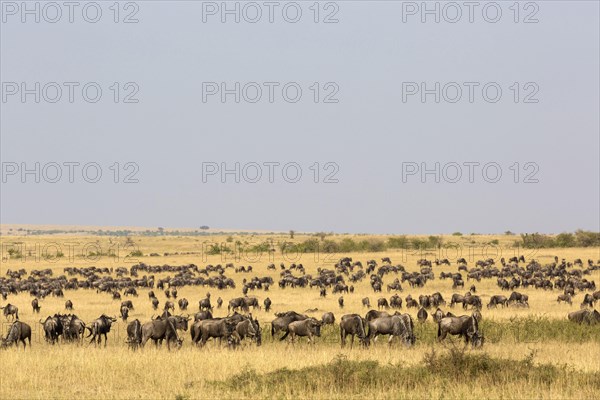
left=31, top=298, right=41, bottom=313
left=417, top=307, right=428, bottom=322
left=437, top=314, right=483, bottom=347
left=557, top=294, right=572, bottom=305
left=234, top=317, right=261, bottom=346
left=362, top=297, right=371, bottom=308
left=112, top=292, right=121, bottom=300
left=462, top=295, right=482, bottom=310
left=321, top=312, right=335, bottom=325
left=568, top=309, right=600, bottom=325
left=365, top=309, right=390, bottom=321
left=242, top=297, right=261, bottom=311
left=151, top=297, right=159, bottom=310
left=1, top=304, right=19, bottom=320
left=508, top=291, right=529, bottom=307
left=126, top=319, right=142, bottom=350
left=271, top=311, right=309, bottom=340
left=487, top=295, right=508, bottom=309
left=41, top=315, right=62, bottom=344
left=287, top=318, right=322, bottom=344
left=65, top=300, right=73, bottom=310
left=228, top=298, right=244, bottom=313
left=264, top=297, right=272, bottom=312
left=450, top=294, right=464, bottom=308
left=87, top=315, right=117, bottom=347
left=378, top=298, right=389, bottom=310
left=142, top=315, right=188, bottom=350
left=338, top=296, right=344, bottom=309
left=120, top=305, right=129, bottom=321
left=193, top=318, right=237, bottom=347
left=1, top=321, right=31, bottom=349
left=124, top=287, right=138, bottom=297
left=367, top=314, right=415, bottom=346
left=340, top=314, right=369, bottom=348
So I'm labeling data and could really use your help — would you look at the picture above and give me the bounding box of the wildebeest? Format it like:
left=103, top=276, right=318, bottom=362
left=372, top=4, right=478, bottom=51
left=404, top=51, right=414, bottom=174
left=192, top=318, right=238, bottom=347
left=142, top=315, right=189, bottom=350
left=164, top=301, right=175, bottom=312
left=417, top=307, right=428, bottom=322
left=121, top=300, right=134, bottom=310
left=200, top=297, right=214, bottom=312
left=433, top=308, right=445, bottom=323
left=581, top=293, right=595, bottom=308
left=508, top=291, right=529, bottom=307
left=120, top=305, right=129, bottom=321
left=377, top=298, right=389, bottom=309
left=287, top=318, right=322, bottom=344
left=340, top=314, right=369, bottom=348
left=1, top=304, right=19, bottom=320
left=557, top=294, right=572, bottom=305
left=178, top=298, right=189, bottom=311
left=264, top=297, right=272, bottom=312
left=487, top=295, right=508, bottom=309
left=321, top=312, right=335, bottom=325
left=41, top=315, right=62, bottom=344
left=126, top=319, right=142, bottom=350
left=271, top=311, right=309, bottom=340
left=31, top=298, right=41, bottom=313
left=338, top=296, right=344, bottom=309
left=568, top=309, right=600, bottom=325
left=62, top=314, right=86, bottom=343
left=234, top=317, right=261, bottom=346
left=65, top=300, right=73, bottom=310
left=217, top=297, right=223, bottom=308
left=362, top=297, right=371, bottom=308
left=367, top=314, right=415, bottom=346
left=151, top=297, right=159, bottom=310
left=437, top=314, right=483, bottom=347
left=390, top=295, right=402, bottom=309
left=1, top=321, right=31, bottom=349
left=87, top=314, right=117, bottom=347
left=365, top=309, right=390, bottom=321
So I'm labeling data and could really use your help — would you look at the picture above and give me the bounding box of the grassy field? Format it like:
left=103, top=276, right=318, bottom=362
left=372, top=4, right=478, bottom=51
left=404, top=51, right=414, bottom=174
left=0, top=231, right=599, bottom=399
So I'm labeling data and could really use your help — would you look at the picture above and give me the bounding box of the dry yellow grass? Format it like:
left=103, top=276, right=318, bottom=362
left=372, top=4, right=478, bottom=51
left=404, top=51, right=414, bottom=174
left=0, top=231, right=599, bottom=399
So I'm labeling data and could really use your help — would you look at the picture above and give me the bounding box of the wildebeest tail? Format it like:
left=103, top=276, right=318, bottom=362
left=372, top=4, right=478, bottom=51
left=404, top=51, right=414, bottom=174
left=85, top=326, right=93, bottom=337
left=437, top=322, right=441, bottom=338
left=279, top=330, right=289, bottom=341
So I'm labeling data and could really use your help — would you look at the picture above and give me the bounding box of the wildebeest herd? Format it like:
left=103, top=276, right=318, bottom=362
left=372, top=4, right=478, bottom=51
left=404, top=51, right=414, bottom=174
left=1, top=255, right=599, bottom=350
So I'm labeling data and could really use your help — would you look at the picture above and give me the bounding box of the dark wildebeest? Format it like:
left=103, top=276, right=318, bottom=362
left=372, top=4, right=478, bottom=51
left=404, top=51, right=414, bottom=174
left=63, top=314, right=86, bottom=343
left=362, top=297, right=371, bottom=308
left=340, top=314, right=369, bottom=349
left=193, top=318, right=238, bottom=347
left=581, top=294, right=595, bottom=308
left=194, top=310, right=213, bottom=322
left=112, top=292, right=121, bottom=300
left=171, top=288, right=178, bottom=299
left=321, top=312, right=335, bottom=325
left=367, top=314, right=415, bottom=346
left=462, top=295, right=482, bottom=310
left=287, top=318, right=322, bottom=344
left=65, top=300, right=73, bottom=310
left=120, top=305, right=129, bottom=321
left=390, top=295, right=402, bottom=309
left=271, top=311, right=309, bottom=340
left=87, top=315, right=117, bottom=347
left=31, top=298, right=41, bottom=313
left=1, top=304, right=19, bottom=320
left=433, top=308, right=445, bottom=323
left=151, top=297, right=159, bottom=310
left=165, top=289, right=171, bottom=299
left=148, top=291, right=155, bottom=299
left=378, top=298, right=389, bottom=310
left=568, top=309, right=600, bottom=325
left=264, top=297, right=272, bottom=312
left=508, top=292, right=529, bottom=307
left=121, top=300, right=134, bottom=310
left=234, top=317, right=261, bottom=346
left=178, top=298, right=189, bottom=311
left=200, top=297, right=214, bottom=312
left=164, top=301, right=175, bottom=312
left=437, top=314, right=483, bottom=347
left=320, top=287, right=327, bottom=298
left=142, top=315, right=188, bottom=350
left=126, top=319, right=142, bottom=350
left=338, top=296, right=344, bottom=309
left=365, top=309, right=390, bottom=322
left=243, top=297, right=261, bottom=311
left=450, top=294, right=464, bottom=308
left=1, top=321, right=31, bottom=349
left=217, top=297, right=223, bottom=308
left=417, top=307, right=428, bottom=323
left=557, top=294, right=572, bottom=305
left=487, top=295, right=508, bottom=309
left=41, top=315, right=62, bottom=344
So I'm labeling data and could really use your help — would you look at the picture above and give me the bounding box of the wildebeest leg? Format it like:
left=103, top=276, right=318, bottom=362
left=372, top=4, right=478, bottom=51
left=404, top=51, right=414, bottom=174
left=104, top=333, right=108, bottom=347
left=388, top=334, right=394, bottom=346
left=350, top=335, right=354, bottom=350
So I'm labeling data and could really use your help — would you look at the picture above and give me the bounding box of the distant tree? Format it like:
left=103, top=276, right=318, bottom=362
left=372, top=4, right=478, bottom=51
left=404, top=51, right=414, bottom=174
left=289, top=230, right=295, bottom=239
left=504, top=230, right=514, bottom=235
left=200, top=225, right=210, bottom=230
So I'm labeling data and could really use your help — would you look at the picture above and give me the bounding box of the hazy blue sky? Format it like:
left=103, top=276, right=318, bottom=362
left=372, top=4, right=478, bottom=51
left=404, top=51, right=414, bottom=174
left=1, top=1, right=598, bottom=234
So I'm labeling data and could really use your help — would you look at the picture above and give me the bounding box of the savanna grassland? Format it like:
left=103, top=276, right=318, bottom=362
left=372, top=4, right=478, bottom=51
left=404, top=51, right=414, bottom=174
left=0, top=229, right=599, bottom=400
